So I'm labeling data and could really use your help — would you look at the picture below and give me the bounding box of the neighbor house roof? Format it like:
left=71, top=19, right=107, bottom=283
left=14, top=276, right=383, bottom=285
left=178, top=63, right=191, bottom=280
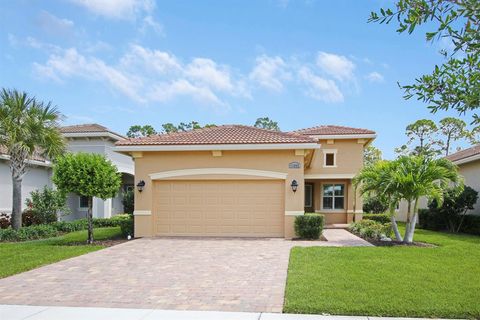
left=293, top=125, right=376, bottom=136
left=61, top=123, right=125, bottom=140
left=0, top=146, right=51, bottom=166
left=446, top=144, right=480, bottom=165
left=116, top=125, right=317, bottom=146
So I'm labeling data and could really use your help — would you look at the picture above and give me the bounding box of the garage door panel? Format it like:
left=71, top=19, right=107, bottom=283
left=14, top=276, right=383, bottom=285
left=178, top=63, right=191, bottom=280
left=153, top=180, right=284, bottom=237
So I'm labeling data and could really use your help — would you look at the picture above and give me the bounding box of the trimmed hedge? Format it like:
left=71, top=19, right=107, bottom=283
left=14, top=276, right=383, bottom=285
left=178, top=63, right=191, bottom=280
left=294, top=214, right=325, bottom=239
left=419, top=209, right=480, bottom=236
left=363, top=213, right=390, bottom=224
left=0, top=224, right=59, bottom=242
left=0, top=214, right=133, bottom=242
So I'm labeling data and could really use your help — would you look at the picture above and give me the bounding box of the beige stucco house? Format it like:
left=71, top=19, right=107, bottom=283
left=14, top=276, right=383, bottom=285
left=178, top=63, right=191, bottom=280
left=115, top=125, right=376, bottom=239
left=446, top=145, right=480, bottom=215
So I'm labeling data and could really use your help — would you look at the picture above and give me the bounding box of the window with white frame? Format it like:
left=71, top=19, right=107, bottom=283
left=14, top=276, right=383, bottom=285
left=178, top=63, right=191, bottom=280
left=323, top=149, right=337, bottom=167
left=79, top=196, right=89, bottom=209
left=322, top=184, right=344, bottom=210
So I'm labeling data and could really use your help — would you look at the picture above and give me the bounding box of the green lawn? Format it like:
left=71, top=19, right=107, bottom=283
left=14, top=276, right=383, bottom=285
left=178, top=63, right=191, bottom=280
left=0, top=227, right=122, bottom=279
left=285, top=227, right=480, bottom=319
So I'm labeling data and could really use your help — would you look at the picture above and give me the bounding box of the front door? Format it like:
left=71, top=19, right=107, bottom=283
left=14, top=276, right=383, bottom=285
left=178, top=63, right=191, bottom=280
left=304, top=183, right=314, bottom=213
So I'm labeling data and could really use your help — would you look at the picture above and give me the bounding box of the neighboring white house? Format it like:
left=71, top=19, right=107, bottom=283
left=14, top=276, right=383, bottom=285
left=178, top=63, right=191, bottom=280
left=0, top=124, right=134, bottom=220
left=396, top=145, right=480, bottom=221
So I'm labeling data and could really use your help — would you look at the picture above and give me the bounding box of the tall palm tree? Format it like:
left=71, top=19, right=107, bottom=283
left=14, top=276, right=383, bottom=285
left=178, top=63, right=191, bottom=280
left=353, top=160, right=403, bottom=241
left=393, top=156, right=461, bottom=243
left=0, top=89, right=65, bottom=229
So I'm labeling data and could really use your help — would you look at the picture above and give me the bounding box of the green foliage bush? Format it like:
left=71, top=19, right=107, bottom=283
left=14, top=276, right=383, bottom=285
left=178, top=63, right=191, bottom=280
left=0, top=213, right=11, bottom=229
left=122, top=190, right=134, bottom=214
left=294, top=214, right=324, bottom=239
left=350, top=219, right=392, bottom=240
left=363, top=213, right=390, bottom=224
left=24, top=187, right=69, bottom=226
left=118, top=215, right=134, bottom=237
left=0, top=224, right=59, bottom=242
left=0, top=215, right=132, bottom=242
left=362, top=197, right=389, bottom=214
left=419, top=186, right=480, bottom=235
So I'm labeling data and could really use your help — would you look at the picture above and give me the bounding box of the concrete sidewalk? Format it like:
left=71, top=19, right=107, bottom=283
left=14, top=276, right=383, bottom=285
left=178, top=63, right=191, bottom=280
left=0, top=305, right=454, bottom=320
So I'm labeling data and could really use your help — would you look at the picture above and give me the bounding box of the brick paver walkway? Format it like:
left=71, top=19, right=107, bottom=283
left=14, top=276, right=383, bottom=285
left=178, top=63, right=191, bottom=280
left=0, top=231, right=370, bottom=312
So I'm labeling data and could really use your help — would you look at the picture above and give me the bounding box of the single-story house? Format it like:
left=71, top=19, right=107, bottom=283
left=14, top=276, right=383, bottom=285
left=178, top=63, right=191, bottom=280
left=0, top=124, right=134, bottom=220
left=115, top=124, right=376, bottom=239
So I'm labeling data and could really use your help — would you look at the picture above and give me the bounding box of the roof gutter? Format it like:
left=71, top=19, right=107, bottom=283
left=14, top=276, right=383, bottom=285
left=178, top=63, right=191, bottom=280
left=451, top=153, right=480, bottom=165
left=307, top=134, right=377, bottom=140
left=114, top=142, right=321, bottom=152
left=62, top=132, right=125, bottom=141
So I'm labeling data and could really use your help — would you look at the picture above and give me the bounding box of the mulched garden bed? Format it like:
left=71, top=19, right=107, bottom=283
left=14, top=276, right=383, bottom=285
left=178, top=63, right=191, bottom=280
left=61, top=239, right=129, bottom=247
left=349, top=230, right=436, bottom=247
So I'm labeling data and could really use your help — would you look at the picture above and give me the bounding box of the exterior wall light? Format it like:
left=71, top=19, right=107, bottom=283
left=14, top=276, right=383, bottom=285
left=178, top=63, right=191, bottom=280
left=136, top=180, right=146, bottom=192
left=291, top=180, right=298, bottom=193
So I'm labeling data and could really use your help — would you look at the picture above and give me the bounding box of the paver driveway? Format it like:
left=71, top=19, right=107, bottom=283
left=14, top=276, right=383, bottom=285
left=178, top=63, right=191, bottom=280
left=0, top=231, right=370, bottom=312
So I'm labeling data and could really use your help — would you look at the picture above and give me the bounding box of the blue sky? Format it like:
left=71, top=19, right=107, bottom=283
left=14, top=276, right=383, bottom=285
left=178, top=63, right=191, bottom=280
left=0, top=0, right=470, bottom=158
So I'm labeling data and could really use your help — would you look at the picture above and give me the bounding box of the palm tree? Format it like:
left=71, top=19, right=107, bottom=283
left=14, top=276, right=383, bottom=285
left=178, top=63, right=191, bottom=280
left=0, top=89, right=65, bottom=229
left=353, top=160, right=403, bottom=241
left=393, top=156, right=461, bottom=243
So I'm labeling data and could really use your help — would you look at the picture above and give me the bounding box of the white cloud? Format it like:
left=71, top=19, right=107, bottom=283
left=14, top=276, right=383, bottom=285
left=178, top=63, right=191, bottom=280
left=140, top=15, right=164, bottom=35
left=70, top=0, right=154, bottom=20
left=33, top=48, right=143, bottom=102
left=365, top=71, right=384, bottom=83
left=120, top=44, right=181, bottom=74
left=249, top=55, right=291, bottom=92
left=298, top=67, right=344, bottom=103
left=316, top=51, right=355, bottom=81
left=148, top=80, right=223, bottom=105
left=185, top=58, right=234, bottom=92
left=36, top=11, right=74, bottom=36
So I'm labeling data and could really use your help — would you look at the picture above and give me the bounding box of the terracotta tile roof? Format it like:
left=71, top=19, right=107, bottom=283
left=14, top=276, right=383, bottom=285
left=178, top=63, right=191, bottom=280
left=116, top=125, right=317, bottom=146
left=293, top=125, right=376, bottom=136
left=61, top=123, right=125, bottom=138
left=446, top=144, right=480, bottom=163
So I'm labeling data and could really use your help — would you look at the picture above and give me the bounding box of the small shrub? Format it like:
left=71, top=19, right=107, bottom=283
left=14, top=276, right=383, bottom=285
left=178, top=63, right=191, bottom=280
left=0, top=224, right=59, bottom=242
left=294, top=214, right=324, bottom=239
left=122, top=190, right=134, bottom=214
left=25, top=187, right=69, bottom=225
left=363, top=213, right=390, bottom=224
left=0, top=213, right=10, bottom=229
left=363, top=197, right=389, bottom=214
left=22, top=209, right=44, bottom=227
left=350, top=220, right=392, bottom=240
left=118, top=215, right=134, bottom=237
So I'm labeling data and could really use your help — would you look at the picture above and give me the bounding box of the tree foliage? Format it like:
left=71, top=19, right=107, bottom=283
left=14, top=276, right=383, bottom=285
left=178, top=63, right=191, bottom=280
left=370, top=0, right=480, bottom=125
left=126, top=125, right=157, bottom=138
left=363, top=145, right=382, bottom=167
left=25, top=187, right=69, bottom=225
left=397, top=117, right=472, bottom=156
left=428, top=185, right=478, bottom=232
left=0, top=88, right=65, bottom=229
left=254, top=117, right=280, bottom=131
left=53, top=153, right=121, bottom=243
left=438, top=117, right=468, bottom=155
left=161, top=121, right=216, bottom=133
left=354, top=156, right=461, bottom=243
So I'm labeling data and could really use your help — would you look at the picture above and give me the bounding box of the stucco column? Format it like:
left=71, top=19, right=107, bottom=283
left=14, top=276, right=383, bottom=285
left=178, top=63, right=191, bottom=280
left=284, top=151, right=306, bottom=239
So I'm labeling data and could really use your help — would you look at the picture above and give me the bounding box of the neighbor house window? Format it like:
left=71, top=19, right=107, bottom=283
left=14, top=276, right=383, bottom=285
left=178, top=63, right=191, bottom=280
left=79, top=196, right=89, bottom=209
left=323, top=149, right=337, bottom=167
left=322, top=184, right=344, bottom=210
